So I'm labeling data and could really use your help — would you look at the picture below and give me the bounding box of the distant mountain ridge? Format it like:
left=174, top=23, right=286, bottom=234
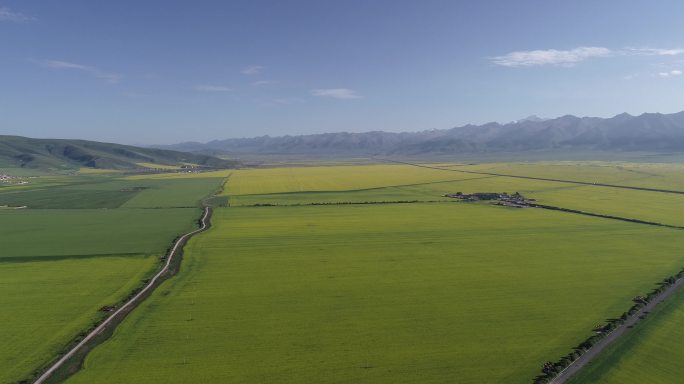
left=159, top=110, right=684, bottom=156
left=0, top=135, right=238, bottom=170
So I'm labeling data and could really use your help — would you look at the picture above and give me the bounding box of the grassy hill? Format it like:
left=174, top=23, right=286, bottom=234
left=0, top=135, right=238, bottom=170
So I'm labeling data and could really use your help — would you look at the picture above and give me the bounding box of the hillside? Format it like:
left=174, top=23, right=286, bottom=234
left=160, top=110, right=684, bottom=156
left=0, top=135, right=238, bottom=170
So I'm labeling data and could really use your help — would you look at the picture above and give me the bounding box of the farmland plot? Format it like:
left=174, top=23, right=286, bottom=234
left=69, top=203, right=684, bottom=383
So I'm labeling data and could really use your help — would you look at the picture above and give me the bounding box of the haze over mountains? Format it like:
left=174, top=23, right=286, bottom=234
left=5, top=110, right=684, bottom=170
left=160, top=110, right=684, bottom=156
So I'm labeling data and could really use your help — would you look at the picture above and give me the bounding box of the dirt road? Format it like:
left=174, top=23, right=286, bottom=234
left=550, top=274, right=684, bottom=383
left=33, top=206, right=212, bottom=384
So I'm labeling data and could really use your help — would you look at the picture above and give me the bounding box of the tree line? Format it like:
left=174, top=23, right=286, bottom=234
left=534, top=270, right=684, bottom=383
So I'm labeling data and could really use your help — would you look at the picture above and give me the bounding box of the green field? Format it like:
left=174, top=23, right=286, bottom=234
left=6, top=162, right=684, bottom=383
left=0, top=176, right=225, bottom=209
left=0, top=256, right=156, bottom=383
left=0, top=171, right=222, bottom=383
left=0, top=209, right=199, bottom=260
left=459, top=161, right=684, bottom=191
left=121, top=178, right=225, bottom=208
left=227, top=163, right=684, bottom=227
left=223, top=164, right=474, bottom=196
left=68, top=202, right=684, bottom=383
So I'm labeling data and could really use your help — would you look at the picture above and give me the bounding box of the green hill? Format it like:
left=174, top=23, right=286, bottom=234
left=0, top=135, right=238, bottom=170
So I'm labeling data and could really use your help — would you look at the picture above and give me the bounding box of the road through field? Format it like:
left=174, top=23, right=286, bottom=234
left=33, top=206, right=212, bottom=384
left=552, top=275, right=684, bottom=383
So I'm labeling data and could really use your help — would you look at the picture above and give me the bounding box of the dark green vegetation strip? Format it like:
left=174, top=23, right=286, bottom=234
left=247, top=199, right=441, bottom=207
left=0, top=253, right=143, bottom=264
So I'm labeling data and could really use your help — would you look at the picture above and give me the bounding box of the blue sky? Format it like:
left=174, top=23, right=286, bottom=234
left=2, top=0, right=684, bottom=144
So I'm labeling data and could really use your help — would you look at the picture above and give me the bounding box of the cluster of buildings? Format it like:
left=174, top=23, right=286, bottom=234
left=444, top=191, right=536, bottom=208
left=0, top=174, right=29, bottom=185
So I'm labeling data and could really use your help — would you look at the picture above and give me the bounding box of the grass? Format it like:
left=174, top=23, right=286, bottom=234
left=0, top=255, right=157, bottom=384
left=0, top=176, right=225, bottom=209
left=0, top=167, right=52, bottom=176
left=77, top=167, right=123, bottom=175
left=135, top=162, right=183, bottom=169
left=527, top=184, right=684, bottom=227
left=121, top=178, right=225, bottom=208
left=124, top=170, right=233, bottom=180
left=228, top=179, right=459, bottom=206
left=68, top=203, right=684, bottom=383
left=223, top=164, right=474, bottom=196
left=399, top=175, right=684, bottom=227
left=456, top=161, right=684, bottom=191
left=0, top=186, right=140, bottom=209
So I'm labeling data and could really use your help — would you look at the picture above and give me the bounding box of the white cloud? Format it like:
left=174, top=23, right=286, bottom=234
left=659, top=70, right=683, bottom=78
left=311, top=88, right=362, bottom=99
left=241, top=65, right=264, bottom=75
left=491, top=47, right=612, bottom=67
left=194, top=84, right=232, bottom=92
left=0, top=6, right=34, bottom=22
left=627, top=47, right=684, bottom=56
left=43, top=60, right=89, bottom=70
left=40, top=60, right=123, bottom=83
left=263, top=97, right=306, bottom=107
left=251, top=80, right=277, bottom=86
left=492, top=46, right=684, bottom=68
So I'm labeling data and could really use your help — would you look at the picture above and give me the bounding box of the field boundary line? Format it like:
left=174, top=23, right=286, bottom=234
left=528, top=203, right=684, bottom=230
left=32, top=206, right=213, bottom=384
left=379, top=159, right=684, bottom=195
left=230, top=175, right=497, bottom=197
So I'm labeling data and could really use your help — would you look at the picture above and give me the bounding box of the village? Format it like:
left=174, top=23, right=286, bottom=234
left=0, top=174, right=30, bottom=185
left=444, top=191, right=537, bottom=208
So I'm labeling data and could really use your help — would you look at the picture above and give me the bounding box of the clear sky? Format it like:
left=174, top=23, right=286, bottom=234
left=2, top=0, right=684, bottom=145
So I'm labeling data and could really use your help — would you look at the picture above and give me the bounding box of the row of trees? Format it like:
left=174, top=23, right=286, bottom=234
left=250, top=200, right=426, bottom=207
left=534, top=270, right=684, bottom=383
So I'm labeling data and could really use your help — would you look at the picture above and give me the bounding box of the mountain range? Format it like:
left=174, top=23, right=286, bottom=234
left=159, top=110, right=684, bottom=156
left=0, top=135, right=237, bottom=170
